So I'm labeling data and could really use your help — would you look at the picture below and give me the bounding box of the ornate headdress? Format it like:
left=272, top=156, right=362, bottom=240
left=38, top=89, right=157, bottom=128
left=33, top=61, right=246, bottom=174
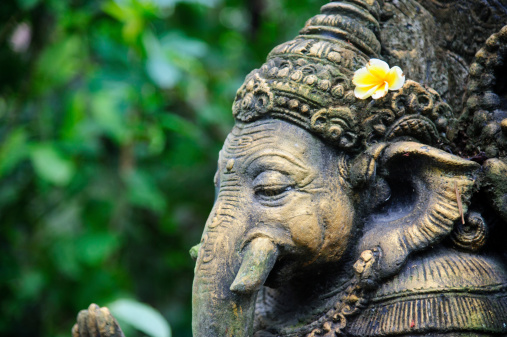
left=232, top=0, right=455, bottom=153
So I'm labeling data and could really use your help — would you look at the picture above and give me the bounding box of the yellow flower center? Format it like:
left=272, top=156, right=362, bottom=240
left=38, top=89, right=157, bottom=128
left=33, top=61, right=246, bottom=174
left=352, top=59, right=405, bottom=100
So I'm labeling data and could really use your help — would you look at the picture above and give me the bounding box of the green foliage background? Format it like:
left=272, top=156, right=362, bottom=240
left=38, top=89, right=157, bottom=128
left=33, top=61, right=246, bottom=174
left=0, top=0, right=322, bottom=336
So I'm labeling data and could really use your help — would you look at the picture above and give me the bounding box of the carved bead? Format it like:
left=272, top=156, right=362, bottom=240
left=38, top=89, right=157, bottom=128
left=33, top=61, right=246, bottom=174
left=485, top=145, right=499, bottom=157
left=475, top=49, right=488, bottom=63
left=435, top=117, right=448, bottom=129
left=473, top=110, right=489, bottom=127
left=480, top=91, right=500, bottom=109
left=466, top=96, right=479, bottom=109
left=288, top=99, right=299, bottom=109
left=295, top=58, right=308, bottom=67
left=291, top=70, right=304, bottom=82
left=467, top=79, right=480, bottom=92
left=276, top=96, right=288, bottom=105
left=268, top=67, right=279, bottom=77
left=346, top=294, right=360, bottom=303
left=486, top=33, right=500, bottom=51
left=226, top=159, right=234, bottom=171
left=278, top=67, right=290, bottom=77
left=305, top=75, right=318, bottom=85
left=319, top=80, right=331, bottom=91
left=360, top=250, right=373, bottom=262
left=500, top=25, right=507, bottom=38
left=327, top=51, right=342, bottom=63
left=484, top=54, right=500, bottom=68
left=331, top=85, right=344, bottom=98
left=501, top=118, right=507, bottom=134
left=469, top=62, right=483, bottom=76
left=482, top=122, right=500, bottom=139
left=344, top=91, right=355, bottom=103
left=353, top=259, right=365, bottom=274
left=480, top=73, right=495, bottom=87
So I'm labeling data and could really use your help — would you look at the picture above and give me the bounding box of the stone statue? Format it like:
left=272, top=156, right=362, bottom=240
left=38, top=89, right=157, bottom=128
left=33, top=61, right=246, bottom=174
left=73, top=0, right=507, bottom=336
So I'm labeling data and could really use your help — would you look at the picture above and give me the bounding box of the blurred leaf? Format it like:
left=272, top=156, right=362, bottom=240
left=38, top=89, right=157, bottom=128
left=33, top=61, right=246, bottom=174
left=102, top=1, right=130, bottom=21
left=144, top=32, right=181, bottom=88
left=109, top=298, right=172, bottom=337
left=34, top=36, right=85, bottom=92
left=29, top=144, right=75, bottom=185
left=90, top=90, right=130, bottom=143
left=151, top=0, right=222, bottom=7
left=146, top=57, right=180, bottom=89
left=16, top=0, right=41, bottom=10
left=160, top=31, right=208, bottom=58
left=61, top=92, right=87, bottom=141
left=17, top=270, right=45, bottom=300
left=125, top=170, right=166, bottom=212
left=77, top=231, right=120, bottom=266
left=177, top=0, right=221, bottom=7
left=103, top=0, right=158, bottom=44
left=0, top=128, right=28, bottom=177
left=50, top=239, right=81, bottom=278
left=147, top=124, right=165, bottom=154
left=158, top=113, right=200, bottom=139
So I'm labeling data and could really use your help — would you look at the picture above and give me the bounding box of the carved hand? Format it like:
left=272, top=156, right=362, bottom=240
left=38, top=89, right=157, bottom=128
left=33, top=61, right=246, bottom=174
left=72, top=304, right=125, bottom=337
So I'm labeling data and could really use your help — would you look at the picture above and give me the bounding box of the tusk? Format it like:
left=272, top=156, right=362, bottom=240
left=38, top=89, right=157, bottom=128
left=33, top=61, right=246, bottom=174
left=230, top=237, right=279, bottom=294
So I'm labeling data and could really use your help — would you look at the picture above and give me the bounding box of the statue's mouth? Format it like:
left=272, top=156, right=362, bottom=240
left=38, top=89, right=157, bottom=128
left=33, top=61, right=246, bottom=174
left=252, top=269, right=356, bottom=337
left=253, top=285, right=349, bottom=337
left=236, top=228, right=299, bottom=289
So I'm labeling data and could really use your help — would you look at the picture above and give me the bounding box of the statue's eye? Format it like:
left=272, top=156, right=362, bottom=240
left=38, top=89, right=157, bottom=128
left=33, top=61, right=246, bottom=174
left=252, top=170, right=294, bottom=202
left=255, top=185, right=293, bottom=198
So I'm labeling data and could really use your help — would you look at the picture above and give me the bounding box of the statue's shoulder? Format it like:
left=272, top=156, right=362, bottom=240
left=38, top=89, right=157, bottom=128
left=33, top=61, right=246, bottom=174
left=349, top=248, right=507, bottom=336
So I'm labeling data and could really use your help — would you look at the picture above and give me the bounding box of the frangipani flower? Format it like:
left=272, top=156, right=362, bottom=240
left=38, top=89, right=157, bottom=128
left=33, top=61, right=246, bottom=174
left=353, top=59, right=405, bottom=99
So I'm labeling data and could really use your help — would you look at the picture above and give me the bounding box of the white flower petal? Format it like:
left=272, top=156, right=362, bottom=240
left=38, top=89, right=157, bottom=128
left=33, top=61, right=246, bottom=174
left=386, top=66, right=405, bottom=90
left=354, top=83, right=381, bottom=99
left=366, top=58, right=389, bottom=79
left=371, top=81, right=389, bottom=99
left=353, top=67, right=381, bottom=88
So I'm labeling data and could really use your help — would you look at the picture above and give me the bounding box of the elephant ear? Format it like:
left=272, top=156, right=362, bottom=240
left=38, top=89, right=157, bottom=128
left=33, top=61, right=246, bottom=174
left=353, top=141, right=480, bottom=280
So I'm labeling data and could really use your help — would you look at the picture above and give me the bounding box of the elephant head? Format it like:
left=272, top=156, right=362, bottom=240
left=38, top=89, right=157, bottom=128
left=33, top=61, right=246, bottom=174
left=192, top=119, right=359, bottom=336
left=191, top=121, right=479, bottom=336
left=191, top=1, right=483, bottom=335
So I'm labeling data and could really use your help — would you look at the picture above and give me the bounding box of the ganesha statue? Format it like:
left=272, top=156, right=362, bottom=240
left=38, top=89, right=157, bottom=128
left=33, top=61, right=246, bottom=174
left=73, top=0, right=507, bottom=336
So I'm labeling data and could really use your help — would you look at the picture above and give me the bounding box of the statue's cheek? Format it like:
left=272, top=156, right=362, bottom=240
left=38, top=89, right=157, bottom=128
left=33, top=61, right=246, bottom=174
left=257, top=193, right=323, bottom=254
left=285, top=194, right=323, bottom=254
left=317, top=193, right=356, bottom=262
left=289, top=212, right=321, bottom=253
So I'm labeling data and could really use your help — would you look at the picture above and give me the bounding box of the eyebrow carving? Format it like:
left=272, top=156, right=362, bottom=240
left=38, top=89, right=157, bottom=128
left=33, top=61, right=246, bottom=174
left=245, top=151, right=318, bottom=188
left=244, top=150, right=308, bottom=174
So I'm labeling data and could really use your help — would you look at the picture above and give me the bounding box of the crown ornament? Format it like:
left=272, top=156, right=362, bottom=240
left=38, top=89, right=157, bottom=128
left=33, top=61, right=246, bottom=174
left=232, top=0, right=456, bottom=152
